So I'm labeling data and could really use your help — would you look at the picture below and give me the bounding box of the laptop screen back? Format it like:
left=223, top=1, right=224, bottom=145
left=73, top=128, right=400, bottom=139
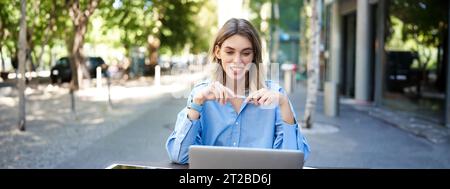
left=188, top=145, right=304, bottom=169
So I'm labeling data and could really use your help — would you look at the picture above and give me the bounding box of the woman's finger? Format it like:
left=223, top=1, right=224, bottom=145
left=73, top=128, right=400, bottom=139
left=263, top=98, right=272, bottom=106
left=246, top=89, right=261, bottom=103
left=252, top=90, right=265, bottom=104
left=258, top=92, right=270, bottom=105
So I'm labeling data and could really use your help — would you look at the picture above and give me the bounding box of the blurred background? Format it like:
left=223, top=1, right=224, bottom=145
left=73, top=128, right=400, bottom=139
left=1, top=0, right=450, bottom=169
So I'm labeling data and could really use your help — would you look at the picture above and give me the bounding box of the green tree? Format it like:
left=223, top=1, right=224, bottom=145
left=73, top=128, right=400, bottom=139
left=18, top=0, right=27, bottom=131
left=248, top=0, right=270, bottom=39
left=389, top=0, right=448, bottom=94
left=278, top=0, right=301, bottom=31
left=0, top=0, right=68, bottom=73
left=28, top=0, right=68, bottom=70
left=303, top=0, right=321, bottom=129
left=100, top=0, right=210, bottom=74
left=249, top=0, right=302, bottom=64
left=66, top=0, right=101, bottom=115
left=0, top=0, right=20, bottom=72
left=189, top=0, right=217, bottom=54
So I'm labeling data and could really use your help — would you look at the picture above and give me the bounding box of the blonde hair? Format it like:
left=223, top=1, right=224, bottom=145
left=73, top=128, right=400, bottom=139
left=208, top=18, right=266, bottom=94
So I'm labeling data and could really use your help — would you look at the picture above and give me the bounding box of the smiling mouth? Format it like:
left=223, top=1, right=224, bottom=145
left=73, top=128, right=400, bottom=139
left=230, top=66, right=244, bottom=74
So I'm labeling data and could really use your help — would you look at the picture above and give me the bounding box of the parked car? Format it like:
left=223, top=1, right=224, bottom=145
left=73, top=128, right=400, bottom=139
left=158, top=56, right=173, bottom=74
left=385, top=51, right=419, bottom=93
left=50, top=56, right=108, bottom=84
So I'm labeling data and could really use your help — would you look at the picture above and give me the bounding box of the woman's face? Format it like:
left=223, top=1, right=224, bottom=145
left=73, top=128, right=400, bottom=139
left=215, top=34, right=254, bottom=81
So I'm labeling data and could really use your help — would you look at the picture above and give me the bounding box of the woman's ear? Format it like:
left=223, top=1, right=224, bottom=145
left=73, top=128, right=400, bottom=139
left=214, top=45, right=221, bottom=60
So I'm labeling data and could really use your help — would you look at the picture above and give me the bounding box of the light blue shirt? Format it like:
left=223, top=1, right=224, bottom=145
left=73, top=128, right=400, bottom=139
left=166, top=80, right=310, bottom=164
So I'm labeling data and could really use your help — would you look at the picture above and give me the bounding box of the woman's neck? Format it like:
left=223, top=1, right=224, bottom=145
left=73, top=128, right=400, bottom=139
left=224, top=76, right=246, bottom=98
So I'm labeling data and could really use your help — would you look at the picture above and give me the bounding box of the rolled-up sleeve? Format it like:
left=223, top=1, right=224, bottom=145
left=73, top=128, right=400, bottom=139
left=165, top=88, right=204, bottom=164
left=166, top=108, right=202, bottom=164
left=272, top=86, right=311, bottom=161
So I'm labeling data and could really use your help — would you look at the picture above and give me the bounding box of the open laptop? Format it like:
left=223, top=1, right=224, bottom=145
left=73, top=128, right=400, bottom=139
left=188, top=145, right=304, bottom=169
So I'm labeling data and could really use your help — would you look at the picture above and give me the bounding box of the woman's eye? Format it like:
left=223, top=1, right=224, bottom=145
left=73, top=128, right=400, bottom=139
left=225, top=51, right=234, bottom=55
left=242, top=52, right=251, bottom=56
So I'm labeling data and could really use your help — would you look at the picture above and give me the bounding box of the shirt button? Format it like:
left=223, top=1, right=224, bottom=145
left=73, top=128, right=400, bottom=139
left=235, top=122, right=238, bottom=125
left=233, top=142, right=237, bottom=146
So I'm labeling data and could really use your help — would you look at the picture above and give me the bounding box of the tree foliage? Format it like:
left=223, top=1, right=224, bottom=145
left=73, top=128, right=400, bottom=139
left=389, top=0, right=448, bottom=93
left=100, top=0, right=213, bottom=56
left=0, top=0, right=69, bottom=70
left=0, top=0, right=216, bottom=72
left=389, top=0, right=448, bottom=47
left=0, top=0, right=20, bottom=58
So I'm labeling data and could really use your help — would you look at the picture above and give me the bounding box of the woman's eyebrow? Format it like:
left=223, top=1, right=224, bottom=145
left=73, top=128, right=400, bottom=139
left=223, top=46, right=235, bottom=50
left=223, top=46, right=253, bottom=51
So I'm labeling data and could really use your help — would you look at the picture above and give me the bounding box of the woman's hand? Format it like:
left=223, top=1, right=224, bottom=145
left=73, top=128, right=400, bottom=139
left=193, top=81, right=236, bottom=105
left=244, top=88, right=288, bottom=107
left=188, top=82, right=235, bottom=120
left=245, top=88, right=295, bottom=124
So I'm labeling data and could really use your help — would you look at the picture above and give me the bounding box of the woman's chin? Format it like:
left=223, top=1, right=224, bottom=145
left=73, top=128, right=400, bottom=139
left=225, top=71, right=245, bottom=80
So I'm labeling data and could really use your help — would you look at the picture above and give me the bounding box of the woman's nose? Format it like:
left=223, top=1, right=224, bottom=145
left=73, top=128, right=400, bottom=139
left=233, top=53, right=243, bottom=64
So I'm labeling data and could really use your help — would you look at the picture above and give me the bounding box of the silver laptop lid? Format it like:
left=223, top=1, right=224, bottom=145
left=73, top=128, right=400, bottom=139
left=189, top=145, right=304, bottom=169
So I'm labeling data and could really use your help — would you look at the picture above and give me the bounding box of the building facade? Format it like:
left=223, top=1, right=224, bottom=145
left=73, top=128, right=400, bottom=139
left=324, top=0, right=450, bottom=127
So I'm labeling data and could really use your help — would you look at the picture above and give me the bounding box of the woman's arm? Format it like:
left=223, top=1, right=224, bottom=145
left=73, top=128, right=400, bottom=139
left=166, top=108, right=203, bottom=164
left=166, top=86, right=207, bottom=164
left=278, top=95, right=295, bottom=125
left=272, top=98, right=311, bottom=161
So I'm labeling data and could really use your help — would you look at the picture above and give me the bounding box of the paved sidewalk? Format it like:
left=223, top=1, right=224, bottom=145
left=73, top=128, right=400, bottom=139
left=0, top=72, right=206, bottom=168
left=288, top=81, right=450, bottom=168
left=357, top=104, right=450, bottom=144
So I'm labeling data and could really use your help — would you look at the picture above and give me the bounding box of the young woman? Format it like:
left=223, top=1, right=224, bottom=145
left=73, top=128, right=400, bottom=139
left=166, top=18, right=310, bottom=164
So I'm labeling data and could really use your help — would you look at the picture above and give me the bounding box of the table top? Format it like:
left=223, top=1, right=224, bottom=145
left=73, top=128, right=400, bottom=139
left=105, top=162, right=323, bottom=169
left=106, top=162, right=188, bottom=169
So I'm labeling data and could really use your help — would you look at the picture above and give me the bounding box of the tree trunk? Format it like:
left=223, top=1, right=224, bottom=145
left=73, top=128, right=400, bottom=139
left=17, top=0, right=27, bottom=131
left=303, top=0, right=321, bottom=129
left=68, top=25, right=84, bottom=114
left=147, top=35, right=160, bottom=76
left=67, top=0, right=100, bottom=114
left=70, top=23, right=87, bottom=92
